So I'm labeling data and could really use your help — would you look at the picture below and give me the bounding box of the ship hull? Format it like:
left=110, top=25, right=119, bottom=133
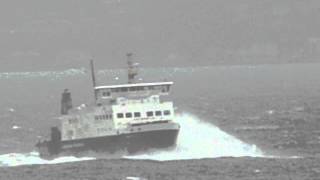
left=37, top=128, right=179, bottom=158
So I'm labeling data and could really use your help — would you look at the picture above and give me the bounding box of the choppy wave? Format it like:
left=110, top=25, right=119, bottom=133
left=0, top=152, right=94, bottom=167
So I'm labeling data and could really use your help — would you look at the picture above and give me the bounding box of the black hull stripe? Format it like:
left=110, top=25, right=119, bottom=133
left=39, top=129, right=179, bottom=157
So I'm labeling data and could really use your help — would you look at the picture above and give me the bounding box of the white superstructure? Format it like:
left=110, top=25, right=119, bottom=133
left=60, top=82, right=175, bottom=141
left=59, top=54, right=176, bottom=142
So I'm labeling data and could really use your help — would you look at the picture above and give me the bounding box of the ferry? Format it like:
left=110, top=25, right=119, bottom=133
left=36, top=53, right=180, bottom=157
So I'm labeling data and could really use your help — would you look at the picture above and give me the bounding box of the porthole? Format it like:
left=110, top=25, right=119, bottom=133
left=147, top=111, right=154, bottom=117
left=126, top=112, right=132, bottom=118
left=155, top=111, right=162, bottom=116
left=134, top=112, right=141, bottom=118
left=164, top=110, right=171, bottom=116
left=117, top=113, right=124, bottom=118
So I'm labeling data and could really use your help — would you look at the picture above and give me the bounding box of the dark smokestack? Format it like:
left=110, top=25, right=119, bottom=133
left=127, top=53, right=138, bottom=84
left=61, top=89, right=73, bottom=115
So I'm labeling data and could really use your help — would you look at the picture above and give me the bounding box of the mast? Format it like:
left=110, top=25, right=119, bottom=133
left=90, top=59, right=98, bottom=100
left=127, top=53, right=138, bottom=84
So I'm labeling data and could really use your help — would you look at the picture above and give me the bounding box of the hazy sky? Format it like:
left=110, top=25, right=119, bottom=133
left=0, top=0, right=319, bottom=71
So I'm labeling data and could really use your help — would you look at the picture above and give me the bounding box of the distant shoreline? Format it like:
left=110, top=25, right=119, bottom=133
left=1, top=60, right=319, bottom=74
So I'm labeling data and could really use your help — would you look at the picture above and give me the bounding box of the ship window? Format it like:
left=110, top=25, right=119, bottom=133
left=134, top=112, right=141, bottom=118
left=109, top=114, right=113, bottom=119
left=111, top=88, right=119, bottom=93
left=162, top=87, right=167, bottom=93
left=154, top=85, right=161, bottom=90
left=120, top=87, right=128, bottom=92
left=146, top=111, right=154, bottom=117
left=117, top=113, right=124, bottom=118
left=129, top=87, right=137, bottom=91
left=148, top=86, right=154, bottom=90
left=137, top=86, right=145, bottom=91
left=155, top=111, right=162, bottom=116
left=104, top=115, right=108, bottom=119
left=102, top=91, right=111, bottom=97
left=126, top=112, right=132, bottom=118
left=164, top=110, right=171, bottom=116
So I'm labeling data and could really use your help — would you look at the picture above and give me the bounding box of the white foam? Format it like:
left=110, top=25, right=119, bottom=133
left=126, top=177, right=147, bottom=180
left=0, top=152, right=94, bottom=167
left=8, top=108, right=16, bottom=112
left=126, top=113, right=264, bottom=161
left=12, top=125, right=21, bottom=130
left=267, top=110, right=274, bottom=115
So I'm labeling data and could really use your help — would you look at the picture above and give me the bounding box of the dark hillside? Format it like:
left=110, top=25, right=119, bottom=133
left=0, top=0, right=320, bottom=71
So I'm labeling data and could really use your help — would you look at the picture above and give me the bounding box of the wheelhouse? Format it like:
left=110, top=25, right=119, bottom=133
left=94, top=82, right=173, bottom=105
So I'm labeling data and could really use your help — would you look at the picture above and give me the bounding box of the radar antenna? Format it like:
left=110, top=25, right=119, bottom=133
left=90, top=59, right=98, bottom=100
